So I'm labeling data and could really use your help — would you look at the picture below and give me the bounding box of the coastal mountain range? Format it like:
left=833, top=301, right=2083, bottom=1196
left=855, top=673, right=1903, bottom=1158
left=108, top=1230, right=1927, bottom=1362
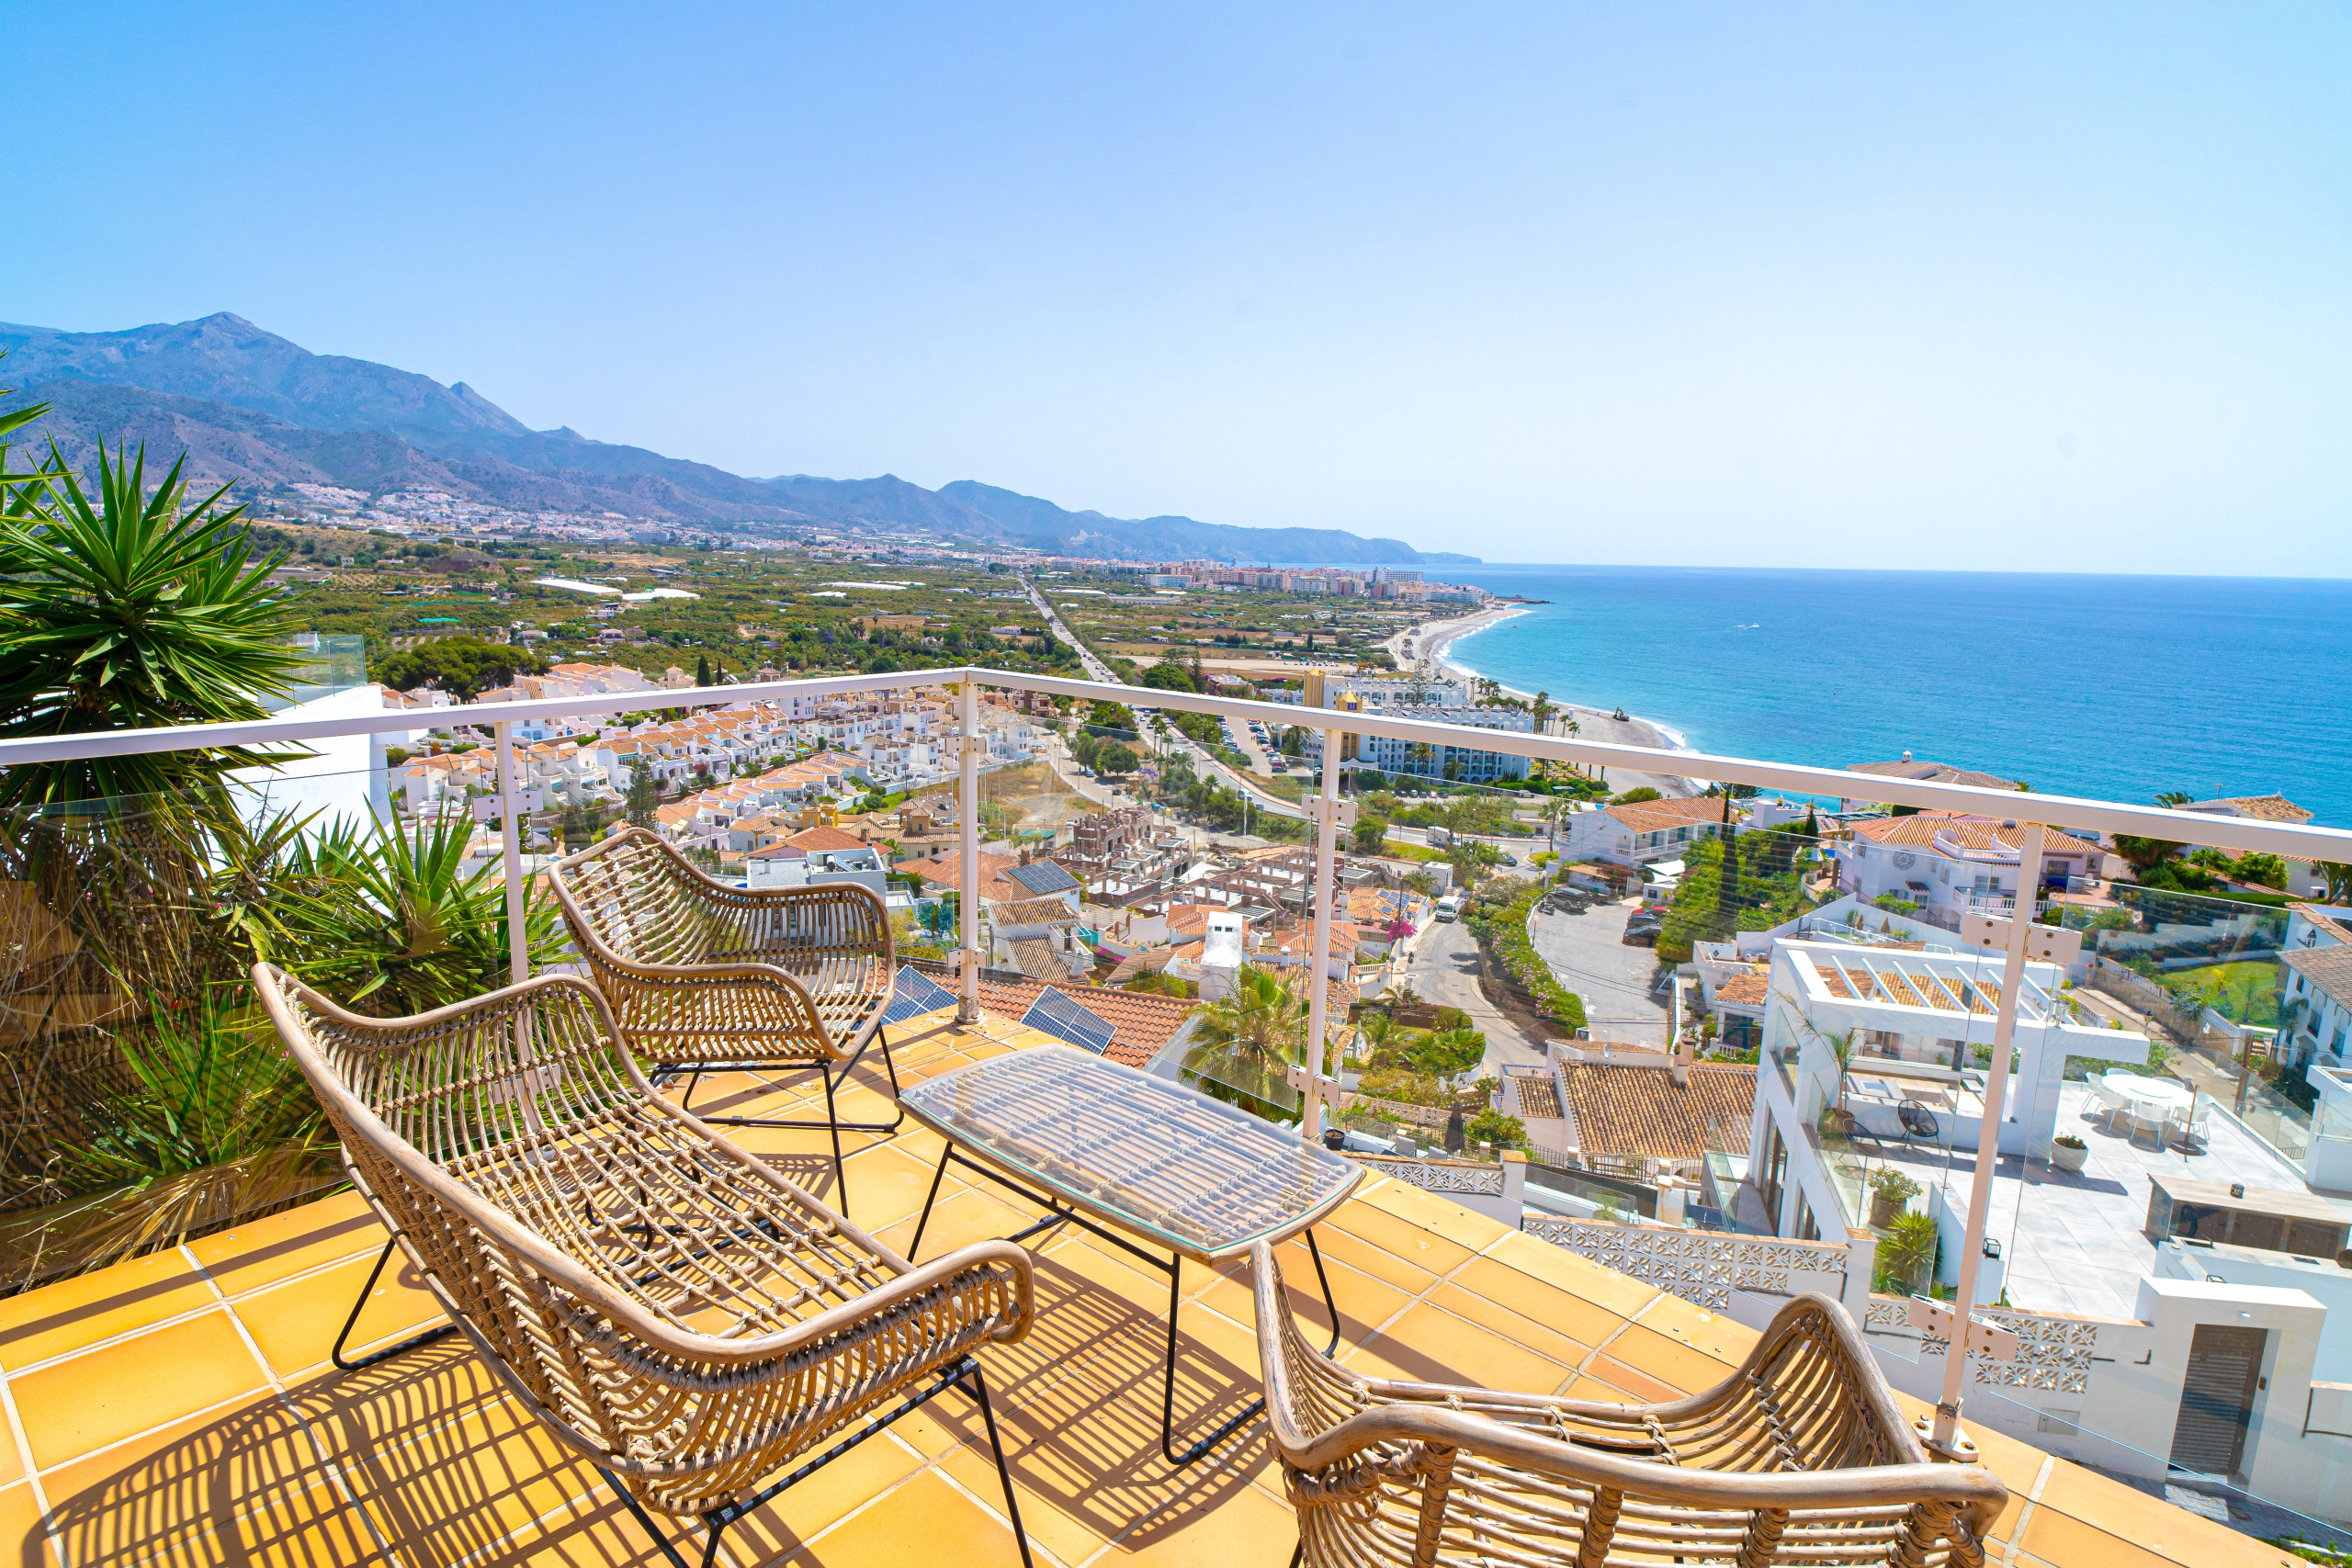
left=0, top=313, right=1473, bottom=565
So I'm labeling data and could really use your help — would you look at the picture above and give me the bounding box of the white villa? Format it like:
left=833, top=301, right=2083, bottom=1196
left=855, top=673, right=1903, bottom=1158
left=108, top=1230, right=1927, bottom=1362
left=1831, top=813, right=2101, bottom=931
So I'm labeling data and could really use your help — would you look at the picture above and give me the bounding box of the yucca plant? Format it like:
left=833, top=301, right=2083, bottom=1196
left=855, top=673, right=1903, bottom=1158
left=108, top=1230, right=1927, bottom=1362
left=0, top=440, right=308, bottom=810
left=261, top=808, right=566, bottom=1016
left=65, top=986, right=323, bottom=1188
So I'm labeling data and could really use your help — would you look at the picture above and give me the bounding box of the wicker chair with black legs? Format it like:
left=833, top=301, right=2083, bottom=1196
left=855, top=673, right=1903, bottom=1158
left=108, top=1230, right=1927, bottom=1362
left=252, top=964, right=1037, bottom=1568
left=548, top=826, right=900, bottom=1209
left=1251, top=1240, right=2006, bottom=1568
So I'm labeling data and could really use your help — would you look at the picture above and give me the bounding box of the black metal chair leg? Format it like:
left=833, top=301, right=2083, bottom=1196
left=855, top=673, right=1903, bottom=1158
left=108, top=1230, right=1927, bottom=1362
left=909, top=1141, right=954, bottom=1261
left=965, top=1364, right=1036, bottom=1568
left=822, top=1063, right=848, bottom=1216
left=332, top=1237, right=456, bottom=1371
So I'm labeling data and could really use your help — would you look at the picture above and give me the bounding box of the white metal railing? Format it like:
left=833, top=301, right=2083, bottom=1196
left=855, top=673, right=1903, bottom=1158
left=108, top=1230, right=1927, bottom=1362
left=7, top=662, right=2351, bottom=1137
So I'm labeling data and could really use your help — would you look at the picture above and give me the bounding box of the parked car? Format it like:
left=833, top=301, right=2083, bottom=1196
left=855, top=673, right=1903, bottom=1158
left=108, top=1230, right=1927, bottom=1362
left=1622, top=925, right=1659, bottom=947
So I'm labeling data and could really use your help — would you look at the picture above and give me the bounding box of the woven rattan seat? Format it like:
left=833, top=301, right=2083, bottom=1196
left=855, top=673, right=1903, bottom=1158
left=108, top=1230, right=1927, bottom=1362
left=548, top=827, right=903, bottom=1207
left=253, top=964, right=1038, bottom=1567
left=1251, top=1241, right=2005, bottom=1568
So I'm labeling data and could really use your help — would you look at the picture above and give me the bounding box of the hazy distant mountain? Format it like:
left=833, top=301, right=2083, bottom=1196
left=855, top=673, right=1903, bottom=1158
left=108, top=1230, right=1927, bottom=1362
left=0, top=314, right=1476, bottom=563
left=935, top=479, right=1467, bottom=565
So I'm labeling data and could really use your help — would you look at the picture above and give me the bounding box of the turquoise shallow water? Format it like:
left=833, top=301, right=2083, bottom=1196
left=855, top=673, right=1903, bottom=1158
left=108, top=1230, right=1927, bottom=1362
left=1430, top=566, right=2352, bottom=827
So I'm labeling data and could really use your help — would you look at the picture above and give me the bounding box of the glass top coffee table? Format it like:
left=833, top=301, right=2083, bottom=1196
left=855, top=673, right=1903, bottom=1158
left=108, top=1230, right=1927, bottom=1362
left=899, top=1043, right=1362, bottom=1466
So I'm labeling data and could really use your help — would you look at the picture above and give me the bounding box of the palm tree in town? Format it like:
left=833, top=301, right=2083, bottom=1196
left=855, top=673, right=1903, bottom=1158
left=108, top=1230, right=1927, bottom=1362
left=1193, top=964, right=1308, bottom=1096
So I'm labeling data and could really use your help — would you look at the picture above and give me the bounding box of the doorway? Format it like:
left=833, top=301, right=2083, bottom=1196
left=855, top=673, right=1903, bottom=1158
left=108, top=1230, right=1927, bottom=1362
left=2170, top=1324, right=2267, bottom=1479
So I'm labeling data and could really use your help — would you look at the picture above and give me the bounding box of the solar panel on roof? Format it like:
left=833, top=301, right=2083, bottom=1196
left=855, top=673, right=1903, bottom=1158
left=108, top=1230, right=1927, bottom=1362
left=1007, top=861, right=1080, bottom=897
left=1019, top=988, right=1117, bottom=1056
left=881, top=967, right=958, bottom=1027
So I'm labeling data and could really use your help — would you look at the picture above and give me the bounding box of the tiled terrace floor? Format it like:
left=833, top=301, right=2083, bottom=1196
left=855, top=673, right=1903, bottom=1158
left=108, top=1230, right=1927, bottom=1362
left=0, top=1011, right=2307, bottom=1568
left=1873, top=1079, right=2312, bottom=1319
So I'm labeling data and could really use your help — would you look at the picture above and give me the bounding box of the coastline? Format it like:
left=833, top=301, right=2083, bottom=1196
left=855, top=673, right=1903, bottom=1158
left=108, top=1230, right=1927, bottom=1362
left=1395, top=602, right=1701, bottom=798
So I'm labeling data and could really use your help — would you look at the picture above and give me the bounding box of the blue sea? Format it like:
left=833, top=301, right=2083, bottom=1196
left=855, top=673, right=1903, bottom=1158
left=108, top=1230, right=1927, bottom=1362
left=1429, top=567, right=2352, bottom=828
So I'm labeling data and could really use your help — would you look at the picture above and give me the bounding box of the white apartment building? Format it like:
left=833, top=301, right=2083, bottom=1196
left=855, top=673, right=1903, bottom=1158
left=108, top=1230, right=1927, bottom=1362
left=1832, top=814, right=2099, bottom=931
left=2284, top=905, right=2352, bottom=1069
left=1555, top=795, right=1741, bottom=869
left=1297, top=671, right=1532, bottom=784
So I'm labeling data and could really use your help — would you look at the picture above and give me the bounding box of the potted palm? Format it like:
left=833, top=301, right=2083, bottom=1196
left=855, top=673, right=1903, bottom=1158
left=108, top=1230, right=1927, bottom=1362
left=1867, top=1166, right=1923, bottom=1229
left=2049, top=1133, right=2090, bottom=1174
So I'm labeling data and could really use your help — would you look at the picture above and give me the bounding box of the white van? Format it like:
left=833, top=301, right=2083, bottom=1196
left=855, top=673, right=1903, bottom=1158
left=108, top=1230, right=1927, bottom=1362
left=1434, top=894, right=1463, bottom=922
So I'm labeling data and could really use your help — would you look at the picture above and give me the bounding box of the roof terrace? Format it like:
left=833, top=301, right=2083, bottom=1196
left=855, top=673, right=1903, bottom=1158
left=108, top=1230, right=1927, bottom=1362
left=0, top=1015, right=2301, bottom=1568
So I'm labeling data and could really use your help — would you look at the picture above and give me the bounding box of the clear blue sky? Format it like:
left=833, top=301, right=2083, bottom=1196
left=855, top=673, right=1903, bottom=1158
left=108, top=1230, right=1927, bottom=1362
left=8, top=4, right=2348, bottom=572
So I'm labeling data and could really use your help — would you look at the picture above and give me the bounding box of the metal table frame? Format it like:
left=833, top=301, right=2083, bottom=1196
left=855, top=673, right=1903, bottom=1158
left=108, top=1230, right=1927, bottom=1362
left=908, top=1138, right=1344, bottom=1469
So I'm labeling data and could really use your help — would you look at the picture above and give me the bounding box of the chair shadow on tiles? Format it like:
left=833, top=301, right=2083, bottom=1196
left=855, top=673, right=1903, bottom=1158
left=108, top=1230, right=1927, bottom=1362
left=43, top=1338, right=663, bottom=1568
left=908, top=1243, right=1274, bottom=1553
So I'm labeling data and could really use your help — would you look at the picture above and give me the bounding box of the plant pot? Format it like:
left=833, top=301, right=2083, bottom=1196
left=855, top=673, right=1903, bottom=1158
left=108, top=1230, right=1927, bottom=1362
left=1870, top=1193, right=1902, bottom=1229
left=2049, top=1141, right=2089, bottom=1174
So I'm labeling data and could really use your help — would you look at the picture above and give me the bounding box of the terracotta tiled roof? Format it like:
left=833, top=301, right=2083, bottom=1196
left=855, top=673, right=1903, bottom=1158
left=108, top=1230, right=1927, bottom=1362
left=1510, top=1074, right=1564, bottom=1120
left=1845, top=759, right=2021, bottom=791
left=1604, top=797, right=1731, bottom=834
left=786, top=825, right=865, bottom=852
left=1847, top=814, right=2099, bottom=857
left=1560, top=1063, right=1757, bottom=1162
left=989, top=897, right=1079, bottom=926
left=1006, top=937, right=1074, bottom=982
left=905, top=959, right=1196, bottom=1069
left=1714, top=972, right=1770, bottom=1008
left=2284, top=944, right=2352, bottom=1008
left=2185, top=793, right=2314, bottom=825
left=2291, top=904, right=2352, bottom=944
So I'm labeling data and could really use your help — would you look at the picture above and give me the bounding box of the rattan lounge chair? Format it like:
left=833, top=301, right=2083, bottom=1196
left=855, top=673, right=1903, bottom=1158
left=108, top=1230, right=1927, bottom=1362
left=253, top=964, right=1037, bottom=1568
left=548, top=826, right=901, bottom=1206
left=1251, top=1241, right=2006, bottom=1568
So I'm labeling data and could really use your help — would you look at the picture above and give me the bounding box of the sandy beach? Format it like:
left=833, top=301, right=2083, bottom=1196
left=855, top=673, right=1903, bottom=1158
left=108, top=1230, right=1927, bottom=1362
left=1393, top=603, right=1700, bottom=798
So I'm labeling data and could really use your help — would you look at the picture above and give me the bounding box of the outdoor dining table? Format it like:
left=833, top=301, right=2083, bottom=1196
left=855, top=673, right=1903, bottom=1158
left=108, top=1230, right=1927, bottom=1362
left=2103, top=1069, right=2192, bottom=1140
left=897, top=1043, right=1363, bottom=1467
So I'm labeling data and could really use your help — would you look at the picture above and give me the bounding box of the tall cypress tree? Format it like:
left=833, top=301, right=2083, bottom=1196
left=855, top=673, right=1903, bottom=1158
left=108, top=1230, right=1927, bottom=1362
left=696, top=653, right=711, bottom=687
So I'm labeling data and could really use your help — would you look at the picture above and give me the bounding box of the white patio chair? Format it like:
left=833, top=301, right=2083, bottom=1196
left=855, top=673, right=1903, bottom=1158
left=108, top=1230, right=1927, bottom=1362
left=2170, top=1101, right=2212, bottom=1149
left=2086, top=1077, right=2127, bottom=1132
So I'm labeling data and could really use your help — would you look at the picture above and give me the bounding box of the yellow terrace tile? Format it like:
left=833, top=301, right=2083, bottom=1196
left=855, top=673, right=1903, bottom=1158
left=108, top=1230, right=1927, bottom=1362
left=704, top=1427, right=927, bottom=1562
left=1098, top=1465, right=1296, bottom=1568
left=786, top=1470, right=1023, bottom=1568
left=1193, top=1246, right=1412, bottom=1348
left=933, top=1431, right=1120, bottom=1568
left=1320, top=1199, right=1477, bottom=1277
left=1630, top=1291, right=1758, bottom=1366
left=1446, top=1254, right=1647, bottom=1349
left=2016, top=1506, right=2201, bottom=1568
left=0, top=1247, right=217, bottom=1371
left=0, top=1482, right=53, bottom=1568
left=11, top=1309, right=270, bottom=1472
left=186, top=1190, right=384, bottom=1298
left=37, top=1391, right=381, bottom=1568
left=1349, top=1179, right=1512, bottom=1254
left=826, top=1142, right=956, bottom=1235
left=232, top=1249, right=446, bottom=1382
left=1426, top=1280, right=1595, bottom=1368
left=0, top=1401, right=22, bottom=1489
left=1480, top=1230, right=1663, bottom=1319
left=1599, top=1321, right=1744, bottom=1394
left=1280, top=1222, right=1438, bottom=1298
left=1348, top=1302, right=1570, bottom=1394
left=1585, top=1352, right=1684, bottom=1405
left=2030, top=1462, right=2301, bottom=1568
left=873, top=1185, right=1039, bottom=1266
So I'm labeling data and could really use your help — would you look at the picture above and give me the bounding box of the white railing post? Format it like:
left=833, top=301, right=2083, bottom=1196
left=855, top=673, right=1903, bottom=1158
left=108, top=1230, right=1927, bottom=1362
left=1929, top=821, right=2045, bottom=1460
left=1301, top=727, right=1343, bottom=1141
left=495, top=720, right=528, bottom=986
left=957, top=680, right=983, bottom=1021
